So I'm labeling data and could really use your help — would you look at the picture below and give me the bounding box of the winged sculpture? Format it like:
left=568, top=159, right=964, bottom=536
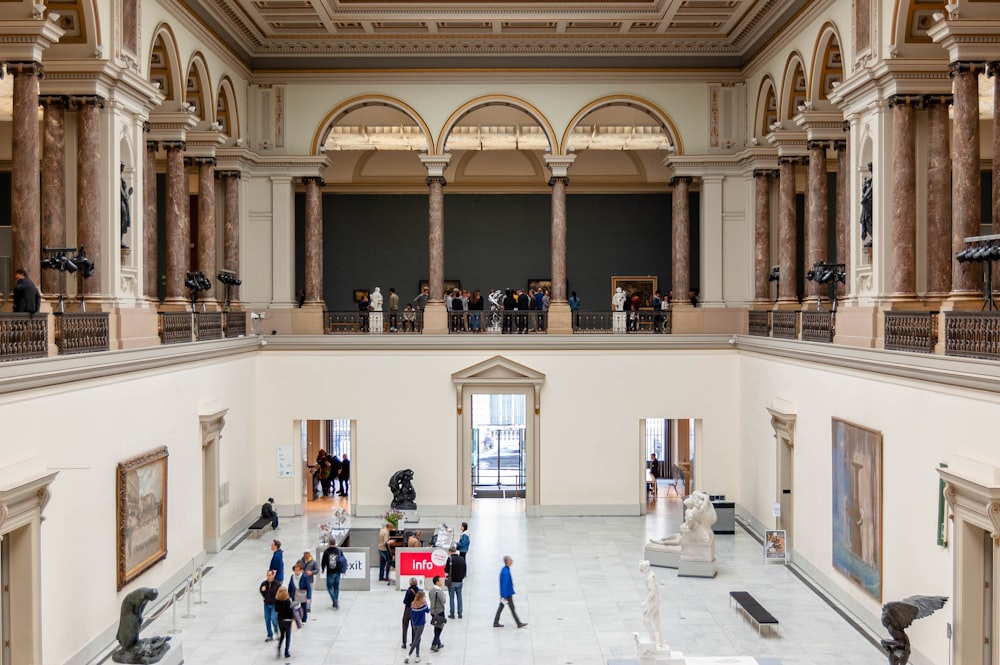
left=880, top=595, right=948, bottom=665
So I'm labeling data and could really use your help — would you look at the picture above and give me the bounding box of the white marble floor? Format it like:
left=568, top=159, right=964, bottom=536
left=145, top=491, right=887, bottom=665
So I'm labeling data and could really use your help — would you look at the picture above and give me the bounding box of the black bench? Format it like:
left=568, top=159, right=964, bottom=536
left=729, top=591, right=779, bottom=636
left=248, top=516, right=274, bottom=538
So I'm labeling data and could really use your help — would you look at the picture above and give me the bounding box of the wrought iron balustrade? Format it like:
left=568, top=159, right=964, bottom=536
left=884, top=311, right=938, bottom=354
left=945, top=311, right=1000, bottom=360
left=801, top=311, right=835, bottom=343
left=325, top=311, right=424, bottom=334
left=55, top=312, right=109, bottom=355
left=0, top=313, right=48, bottom=361
left=572, top=310, right=671, bottom=334
left=196, top=312, right=223, bottom=341
left=748, top=310, right=771, bottom=337
left=223, top=311, right=246, bottom=338
left=771, top=311, right=799, bottom=339
left=158, top=312, right=193, bottom=345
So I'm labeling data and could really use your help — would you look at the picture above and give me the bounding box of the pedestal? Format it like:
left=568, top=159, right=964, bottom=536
left=368, top=312, right=384, bottom=334
left=677, top=559, right=717, bottom=578
left=634, top=636, right=685, bottom=665
left=613, top=311, right=627, bottom=333
left=644, top=545, right=680, bottom=569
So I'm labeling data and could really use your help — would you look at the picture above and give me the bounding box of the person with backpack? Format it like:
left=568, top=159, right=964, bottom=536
left=321, top=543, right=348, bottom=608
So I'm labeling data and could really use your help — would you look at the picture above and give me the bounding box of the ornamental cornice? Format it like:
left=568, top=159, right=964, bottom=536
left=0, top=18, right=66, bottom=63
left=928, top=18, right=1000, bottom=63
left=828, top=58, right=952, bottom=115
left=147, top=112, right=199, bottom=142
left=39, top=60, right=164, bottom=113
left=793, top=111, right=846, bottom=142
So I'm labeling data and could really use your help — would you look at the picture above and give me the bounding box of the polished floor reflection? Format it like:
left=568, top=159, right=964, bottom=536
left=145, top=490, right=886, bottom=665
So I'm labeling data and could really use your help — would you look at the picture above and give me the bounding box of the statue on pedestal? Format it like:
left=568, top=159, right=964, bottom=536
left=647, top=491, right=717, bottom=561
left=389, top=468, right=417, bottom=510
left=112, top=588, right=172, bottom=664
left=120, top=162, right=133, bottom=249
left=612, top=287, right=627, bottom=311
left=639, top=560, right=664, bottom=647
left=859, top=162, right=873, bottom=249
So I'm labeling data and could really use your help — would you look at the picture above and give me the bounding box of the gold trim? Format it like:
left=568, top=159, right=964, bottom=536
left=311, top=94, right=433, bottom=156
left=436, top=94, right=558, bottom=155
left=560, top=94, right=683, bottom=156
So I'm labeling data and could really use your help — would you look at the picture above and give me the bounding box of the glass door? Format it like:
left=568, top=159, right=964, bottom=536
left=471, top=394, right=526, bottom=498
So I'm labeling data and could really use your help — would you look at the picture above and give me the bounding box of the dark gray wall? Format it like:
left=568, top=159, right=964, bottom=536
left=296, top=192, right=700, bottom=311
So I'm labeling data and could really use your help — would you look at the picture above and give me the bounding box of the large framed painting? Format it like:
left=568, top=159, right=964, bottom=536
left=419, top=279, right=461, bottom=294
left=611, top=276, right=658, bottom=309
left=117, top=446, right=168, bottom=590
left=832, top=419, right=882, bottom=600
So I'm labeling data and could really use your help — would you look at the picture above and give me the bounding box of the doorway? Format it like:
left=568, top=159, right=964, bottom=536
left=302, top=419, right=354, bottom=514
left=768, top=406, right=796, bottom=554
left=471, top=394, right=526, bottom=499
left=200, top=409, right=226, bottom=554
left=640, top=418, right=697, bottom=514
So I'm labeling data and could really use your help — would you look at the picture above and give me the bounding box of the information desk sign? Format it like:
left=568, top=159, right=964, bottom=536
left=394, top=547, right=449, bottom=590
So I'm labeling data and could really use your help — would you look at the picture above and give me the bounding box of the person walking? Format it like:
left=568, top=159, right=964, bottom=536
left=269, top=539, right=285, bottom=582
left=445, top=545, right=466, bottom=619
left=493, top=555, right=527, bottom=628
left=12, top=268, right=40, bottom=314
left=274, top=586, right=295, bottom=658
left=259, top=569, right=280, bottom=642
left=429, top=575, right=448, bottom=652
left=405, top=589, right=429, bottom=663
left=321, top=543, right=347, bottom=608
left=288, top=561, right=312, bottom=623
left=401, top=577, right=419, bottom=649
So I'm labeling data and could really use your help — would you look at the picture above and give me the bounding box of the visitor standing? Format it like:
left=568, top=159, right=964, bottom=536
left=378, top=521, right=392, bottom=583
left=406, top=589, right=429, bottom=663
left=269, top=539, right=285, bottom=582
left=457, top=522, right=470, bottom=559
left=429, top=575, right=448, bottom=651
left=259, top=569, right=280, bottom=641
left=445, top=545, right=466, bottom=618
left=321, top=543, right=347, bottom=608
left=288, top=562, right=311, bottom=623
left=12, top=268, right=40, bottom=314
left=493, top=555, right=527, bottom=628
left=401, top=577, right=420, bottom=649
left=274, top=586, right=294, bottom=658
left=388, top=287, right=400, bottom=331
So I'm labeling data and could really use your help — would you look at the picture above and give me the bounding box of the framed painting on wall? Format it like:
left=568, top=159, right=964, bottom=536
left=832, top=418, right=882, bottom=601
left=419, top=279, right=461, bottom=294
left=527, top=279, right=552, bottom=293
left=117, top=446, right=168, bottom=590
left=611, top=276, right=658, bottom=309
left=353, top=289, right=368, bottom=303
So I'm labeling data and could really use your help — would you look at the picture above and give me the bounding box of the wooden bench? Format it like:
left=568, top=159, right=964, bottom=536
left=729, top=591, right=779, bottom=637
left=248, top=516, right=274, bottom=538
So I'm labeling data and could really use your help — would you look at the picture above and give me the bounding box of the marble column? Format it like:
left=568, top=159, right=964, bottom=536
left=303, top=177, right=324, bottom=304
left=193, top=158, right=217, bottom=306
left=163, top=141, right=188, bottom=303
left=220, top=171, right=241, bottom=303
left=40, top=95, right=67, bottom=296
left=834, top=138, right=849, bottom=298
left=950, top=62, right=983, bottom=294
left=144, top=140, right=159, bottom=300
left=74, top=96, right=104, bottom=297
left=925, top=95, right=952, bottom=297
left=9, top=62, right=43, bottom=283
left=427, top=175, right=446, bottom=304
left=753, top=170, right=775, bottom=302
left=671, top=176, right=691, bottom=306
left=549, top=175, right=568, bottom=303
left=991, top=63, right=1000, bottom=232
left=777, top=157, right=799, bottom=304
left=806, top=141, right=829, bottom=302
left=889, top=95, right=921, bottom=297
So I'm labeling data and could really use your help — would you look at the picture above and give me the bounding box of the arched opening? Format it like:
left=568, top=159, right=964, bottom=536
left=780, top=55, right=808, bottom=121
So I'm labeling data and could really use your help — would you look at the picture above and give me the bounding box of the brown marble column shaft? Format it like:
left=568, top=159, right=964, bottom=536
left=671, top=177, right=691, bottom=304
left=991, top=64, right=1000, bottom=230
left=549, top=176, right=568, bottom=302
left=164, top=142, right=189, bottom=301
left=196, top=158, right=217, bottom=304
left=926, top=95, right=952, bottom=296
left=835, top=138, right=848, bottom=298
left=9, top=63, right=43, bottom=282
left=40, top=95, right=67, bottom=295
left=950, top=63, right=983, bottom=294
left=889, top=96, right=920, bottom=296
left=144, top=140, right=158, bottom=300
left=777, top=157, right=798, bottom=303
left=303, top=177, right=324, bottom=303
left=753, top=170, right=775, bottom=301
left=221, top=172, right=240, bottom=302
left=427, top=176, right=446, bottom=303
left=806, top=142, right=829, bottom=300
left=75, top=96, right=104, bottom=296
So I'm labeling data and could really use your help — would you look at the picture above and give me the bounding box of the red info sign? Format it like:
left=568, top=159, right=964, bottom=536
left=396, top=548, right=447, bottom=579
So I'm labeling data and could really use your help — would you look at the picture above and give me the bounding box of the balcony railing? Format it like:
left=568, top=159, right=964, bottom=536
left=573, top=310, right=671, bottom=334
left=159, top=312, right=193, bottom=345
left=196, top=312, right=223, bottom=341
left=801, top=311, right=835, bottom=343
left=0, top=313, right=48, bottom=362
left=55, top=312, right=109, bottom=355
left=326, top=311, right=425, bottom=334
left=884, top=311, right=938, bottom=354
left=945, top=311, right=1000, bottom=361
left=224, top=311, right=247, bottom=338
left=748, top=310, right=770, bottom=337
left=772, top=311, right=799, bottom=339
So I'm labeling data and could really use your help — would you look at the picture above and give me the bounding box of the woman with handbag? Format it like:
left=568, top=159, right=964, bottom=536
left=288, top=562, right=312, bottom=623
left=274, top=587, right=295, bottom=658
left=429, top=575, right=448, bottom=652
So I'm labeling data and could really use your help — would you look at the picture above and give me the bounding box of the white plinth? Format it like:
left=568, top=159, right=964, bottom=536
left=635, top=636, right=685, bottom=665
left=401, top=509, right=419, bottom=523
left=677, top=559, right=717, bottom=578
left=369, top=312, right=384, bottom=334
left=613, top=311, right=628, bottom=333
left=644, top=545, right=680, bottom=569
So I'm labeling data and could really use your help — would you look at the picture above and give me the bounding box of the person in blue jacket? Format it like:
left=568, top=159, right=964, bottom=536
left=493, top=555, right=527, bottom=628
left=269, top=539, right=285, bottom=582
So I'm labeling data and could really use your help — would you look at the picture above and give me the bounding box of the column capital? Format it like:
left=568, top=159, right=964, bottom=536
left=216, top=170, right=241, bottom=179
left=753, top=169, right=780, bottom=179
left=544, top=153, right=576, bottom=180
left=807, top=140, right=834, bottom=151
left=185, top=156, right=215, bottom=168
left=832, top=139, right=847, bottom=152
left=778, top=155, right=807, bottom=166
left=669, top=176, right=693, bottom=187
left=161, top=140, right=186, bottom=151
left=547, top=176, right=570, bottom=187
left=419, top=153, right=451, bottom=179
left=69, top=95, right=106, bottom=109
left=4, top=61, right=44, bottom=78
left=887, top=94, right=925, bottom=109
left=301, top=176, right=325, bottom=187
left=425, top=175, right=447, bottom=187
left=987, top=62, right=1000, bottom=78
left=146, top=139, right=159, bottom=152
left=38, top=94, right=68, bottom=108
left=923, top=93, right=954, bottom=108
left=948, top=61, right=987, bottom=77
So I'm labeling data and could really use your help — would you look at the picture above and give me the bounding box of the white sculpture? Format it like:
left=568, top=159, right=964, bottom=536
left=648, top=491, right=717, bottom=560
left=612, top=287, right=627, bottom=311
left=640, top=560, right=664, bottom=646
left=370, top=287, right=383, bottom=311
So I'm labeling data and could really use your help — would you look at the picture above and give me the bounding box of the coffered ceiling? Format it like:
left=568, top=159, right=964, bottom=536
left=180, top=0, right=811, bottom=70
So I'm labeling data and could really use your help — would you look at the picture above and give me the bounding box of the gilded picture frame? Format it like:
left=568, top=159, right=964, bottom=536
left=831, top=418, right=882, bottom=601
left=117, top=446, right=168, bottom=590
left=611, top=276, right=658, bottom=309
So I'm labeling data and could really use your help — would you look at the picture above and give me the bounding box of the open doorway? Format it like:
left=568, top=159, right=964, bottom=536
left=302, top=419, right=354, bottom=515
left=640, top=418, right=698, bottom=514
left=471, top=394, right=526, bottom=499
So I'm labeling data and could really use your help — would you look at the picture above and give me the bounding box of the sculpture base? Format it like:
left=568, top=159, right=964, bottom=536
left=401, top=509, right=419, bottom=523
left=634, top=636, right=684, bottom=665
left=111, top=639, right=182, bottom=665
left=368, top=312, right=384, bottom=334
left=644, top=544, right=680, bottom=569
left=613, top=311, right=628, bottom=333
left=677, top=559, right=717, bottom=578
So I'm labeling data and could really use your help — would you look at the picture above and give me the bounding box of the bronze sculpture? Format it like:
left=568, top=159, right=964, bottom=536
left=112, top=587, right=172, bottom=664
left=389, top=468, right=417, bottom=510
left=880, top=595, right=947, bottom=665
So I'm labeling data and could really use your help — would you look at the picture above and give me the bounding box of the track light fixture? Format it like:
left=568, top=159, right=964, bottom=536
left=41, top=246, right=95, bottom=312
left=956, top=234, right=1000, bottom=310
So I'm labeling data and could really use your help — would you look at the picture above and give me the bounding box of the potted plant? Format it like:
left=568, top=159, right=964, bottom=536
left=383, top=508, right=405, bottom=535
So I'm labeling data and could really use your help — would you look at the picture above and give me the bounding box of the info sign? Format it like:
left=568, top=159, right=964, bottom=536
left=395, top=547, right=449, bottom=589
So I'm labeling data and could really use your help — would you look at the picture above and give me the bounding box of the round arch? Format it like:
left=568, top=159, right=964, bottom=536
left=753, top=77, right=779, bottom=139
left=147, top=24, right=183, bottom=104
left=311, top=95, right=433, bottom=156
left=184, top=52, right=213, bottom=122
left=779, top=52, right=808, bottom=121
left=562, top=94, right=683, bottom=156
left=216, top=76, right=240, bottom=138
left=808, top=22, right=845, bottom=103
left=437, top=95, right=557, bottom=155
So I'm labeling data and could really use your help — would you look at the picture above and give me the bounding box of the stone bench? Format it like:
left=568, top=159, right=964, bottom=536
left=729, top=591, right=779, bottom=637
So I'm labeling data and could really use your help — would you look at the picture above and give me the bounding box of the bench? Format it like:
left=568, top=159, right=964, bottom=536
left=248, top=516, right=274, bottom=538
left=729, top=591, right=779, bottom=637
